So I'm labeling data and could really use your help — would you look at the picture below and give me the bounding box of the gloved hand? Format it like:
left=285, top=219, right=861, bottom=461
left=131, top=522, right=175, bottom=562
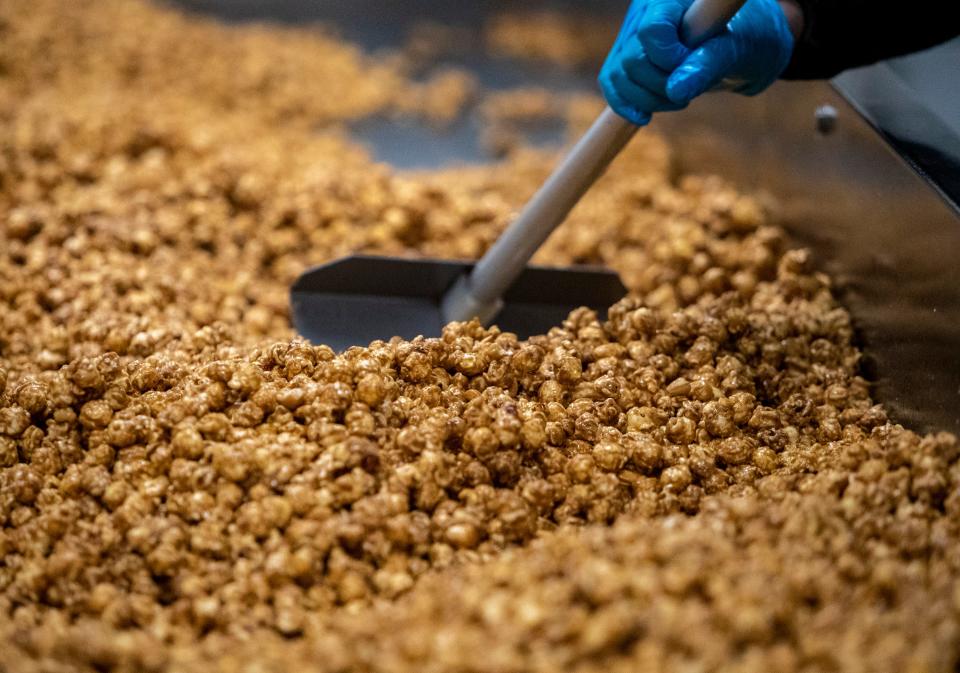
left=600, top=0, right=796, bottom=126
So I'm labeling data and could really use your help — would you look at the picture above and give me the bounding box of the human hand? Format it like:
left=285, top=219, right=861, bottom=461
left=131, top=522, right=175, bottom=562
left=599, top=0, right=797, bottom=126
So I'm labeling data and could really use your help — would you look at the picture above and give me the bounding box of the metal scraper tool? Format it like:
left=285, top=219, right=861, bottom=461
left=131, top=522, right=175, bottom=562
left=291, top=0, right=746, bottom=350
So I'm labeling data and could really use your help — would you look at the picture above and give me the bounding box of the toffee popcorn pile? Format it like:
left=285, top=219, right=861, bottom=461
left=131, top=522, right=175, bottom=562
left=1, top=1, right=959, bottom=672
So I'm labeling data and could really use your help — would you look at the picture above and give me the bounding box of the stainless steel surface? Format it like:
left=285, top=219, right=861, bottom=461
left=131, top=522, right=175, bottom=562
left=834, top=58, right=960, bottom=215
left=884, top=38, right=960, bottom=139
left=174, top=1, right=960, bottom=434
left=654, top=83, right=960, bottom=433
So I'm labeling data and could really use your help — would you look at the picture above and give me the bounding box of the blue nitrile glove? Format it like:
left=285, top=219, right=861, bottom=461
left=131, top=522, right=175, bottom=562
left=599, top=0, right=795, bottom=126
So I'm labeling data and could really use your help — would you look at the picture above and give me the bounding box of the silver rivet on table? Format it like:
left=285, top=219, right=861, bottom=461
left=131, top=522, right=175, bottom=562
left=815, top=104, right=838, bottom=135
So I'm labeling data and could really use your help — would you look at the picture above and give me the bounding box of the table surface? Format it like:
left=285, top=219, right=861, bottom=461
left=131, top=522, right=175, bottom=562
left=168, top=0, right=960, bottom=434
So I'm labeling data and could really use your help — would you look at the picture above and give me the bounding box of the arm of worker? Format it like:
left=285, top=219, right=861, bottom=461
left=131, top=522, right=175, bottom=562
left=600, top=0, right=960, bottom=125
left=783, top=0, right=960, bottom=79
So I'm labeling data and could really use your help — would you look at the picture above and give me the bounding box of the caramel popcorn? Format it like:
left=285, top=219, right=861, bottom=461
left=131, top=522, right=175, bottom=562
left=0, top=1, right=958, bottom=673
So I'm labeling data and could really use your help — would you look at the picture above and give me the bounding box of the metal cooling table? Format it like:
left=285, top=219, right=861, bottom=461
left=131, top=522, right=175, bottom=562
left=175, top=0, right=960, bottom=434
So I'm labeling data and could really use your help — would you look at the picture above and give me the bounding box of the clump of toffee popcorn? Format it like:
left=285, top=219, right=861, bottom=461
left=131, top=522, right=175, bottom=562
left=484, top=10, right=619, bottom=68
left=2, top=1, right=960, bottom=672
